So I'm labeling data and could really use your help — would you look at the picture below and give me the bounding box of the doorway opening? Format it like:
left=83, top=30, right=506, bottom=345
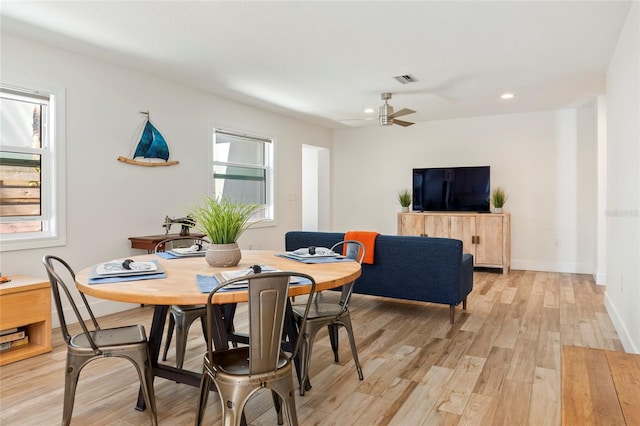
left=301, top=145, right=330, bottom=231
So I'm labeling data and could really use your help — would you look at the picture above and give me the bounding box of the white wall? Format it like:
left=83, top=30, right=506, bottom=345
left=302, top=146, right=319, bottom=230
left=595, top=95, right=608, bottom=285
left=0, top=34, right=332, bottom=319
left=604, top=3, right=640, bottom=353
left=332, top=107, right=597, bottom=274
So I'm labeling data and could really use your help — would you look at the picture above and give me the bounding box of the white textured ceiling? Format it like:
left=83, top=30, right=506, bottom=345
left=0, top=1, right=632, bottom=128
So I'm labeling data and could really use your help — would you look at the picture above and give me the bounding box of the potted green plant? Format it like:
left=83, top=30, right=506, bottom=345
left=491, top=187, right=508, bottom=213
left=398, top=189, right=412, bottom=213
left=189, top=195, right=264, bottom=267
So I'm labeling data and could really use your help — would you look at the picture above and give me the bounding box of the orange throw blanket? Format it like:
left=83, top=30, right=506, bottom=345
left=344, top=231, right=379, bottom=264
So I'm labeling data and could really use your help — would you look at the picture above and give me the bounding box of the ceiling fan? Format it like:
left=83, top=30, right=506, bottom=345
left=378, top=92, right=416, bottom=127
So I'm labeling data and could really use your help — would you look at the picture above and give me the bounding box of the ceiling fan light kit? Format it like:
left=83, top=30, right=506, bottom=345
left=379, top=92, right=416, bottom=127
left=339, top=92, right=417, bottom=127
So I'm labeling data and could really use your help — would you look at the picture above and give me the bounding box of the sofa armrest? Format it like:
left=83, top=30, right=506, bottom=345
left=460, top=253, right=474, bottom=301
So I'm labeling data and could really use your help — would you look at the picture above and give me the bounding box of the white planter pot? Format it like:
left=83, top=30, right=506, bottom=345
left=205, top=242, right=241, bottom=267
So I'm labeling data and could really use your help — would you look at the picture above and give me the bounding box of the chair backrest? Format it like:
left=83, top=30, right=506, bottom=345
left=42, top=255, right=102, bottom=353
left=330, top=240, right=365, bottom=310
left=154, top=236, right=210, bottom=253
left=205, top=271, right=316, bottom=375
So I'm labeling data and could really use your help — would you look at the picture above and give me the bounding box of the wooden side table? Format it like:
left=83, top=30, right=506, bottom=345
left=128, top=233, right=205, bottom=253
left=0, top=275, right=52, bottom=365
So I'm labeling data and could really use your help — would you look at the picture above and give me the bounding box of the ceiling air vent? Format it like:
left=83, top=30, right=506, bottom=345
left=393, top=74, right=418, bottom=85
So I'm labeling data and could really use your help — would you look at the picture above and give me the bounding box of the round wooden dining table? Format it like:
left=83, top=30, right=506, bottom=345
left=76, top=250, right=361, bottom=306
left=75, top=250, right=361, bottom=411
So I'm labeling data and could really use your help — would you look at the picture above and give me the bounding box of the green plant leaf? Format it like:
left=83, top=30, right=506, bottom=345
left=189, top=196, right=264, bottom=244
left=491, top=187, right=508, bottom=208
left=398, top=189, right=412, bottom=207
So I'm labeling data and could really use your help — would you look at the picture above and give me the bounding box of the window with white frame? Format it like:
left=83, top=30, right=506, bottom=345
left=0, top=84, right=65, bottom=251
left=212, top=128, right=274, bottom=222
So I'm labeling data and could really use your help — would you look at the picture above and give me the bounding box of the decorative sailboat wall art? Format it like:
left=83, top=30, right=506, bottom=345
left=117, top=111, right=179, bottom=167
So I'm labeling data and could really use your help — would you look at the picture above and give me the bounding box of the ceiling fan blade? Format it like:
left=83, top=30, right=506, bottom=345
left=393, top=119, right=414, bottom=127
left=338, top=117, right=376, bottom=122
left=389, top=108, right=416, bottom=119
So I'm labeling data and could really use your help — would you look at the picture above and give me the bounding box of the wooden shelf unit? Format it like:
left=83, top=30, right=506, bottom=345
left=398, top=211, right=511, bottom=274
left=0, top=275, right=52, bottom=365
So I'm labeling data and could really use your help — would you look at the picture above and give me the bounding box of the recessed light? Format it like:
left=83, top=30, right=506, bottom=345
left=501, top=93, right=515, bottom=100
left=364, top=108, right=375, bottom=114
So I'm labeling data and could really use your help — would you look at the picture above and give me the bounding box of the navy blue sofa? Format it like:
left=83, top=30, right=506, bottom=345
left=285, top=231, right=474, bottom=324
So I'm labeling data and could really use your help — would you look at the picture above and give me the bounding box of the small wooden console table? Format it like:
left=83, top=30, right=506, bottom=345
left=128, top=233, right=205, bottom=253
left=562, top=345, right=640, bottom=425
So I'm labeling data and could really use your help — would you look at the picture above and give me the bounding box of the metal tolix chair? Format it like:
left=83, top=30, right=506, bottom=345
left=291, top=240, right=365, bottom=396
left=42, top=255, right=157, bottom=426
left=154, top=236, right=210, bottom=369
left=195, top=271, right=316, bottom=426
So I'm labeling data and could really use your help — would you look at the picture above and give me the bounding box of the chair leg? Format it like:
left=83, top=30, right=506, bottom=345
left=175, top=316, right=188, bottom=370
left=298, top=325, right=321, bottom=396
left=269, top=375, right=298, bottom=426
left=63, top=353, right=85, bottom=426
left=328, top=323, right=340, bottom=362
left=340, top=316, right=364, bottom=380
left=199, top=314, right=208, bottom=345
left=297, top=335, right=310, bottom=396
left=127, top=348, right=158, bottom=426
left=217, top=383, right=253, bottom=426
left=284, top=388, right=299, bottom=426
left=162, top=312, right=176, bottom=361
left=271, top=390, right=284, bottom=425
left=176, top=312, right=206, bottom=369
left=195, top=369, right=211, bottom=426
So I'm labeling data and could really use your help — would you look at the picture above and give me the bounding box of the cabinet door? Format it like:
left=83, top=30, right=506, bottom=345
left=475, top=215, right=504, bottom=265
left=398, top=214, right=424, bottom=236
left=450, top=215, right=475, bottom=255
left=424, top=215, right=449, bottom=238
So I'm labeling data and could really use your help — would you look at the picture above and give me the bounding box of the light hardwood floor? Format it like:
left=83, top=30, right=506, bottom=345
left=0, top=270, right=624, bottom=425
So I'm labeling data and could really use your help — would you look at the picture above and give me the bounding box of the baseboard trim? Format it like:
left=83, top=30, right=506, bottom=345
left=511, top=259, right=593, bottom=274
left=593, top=271, right=606, bottom=285
left=604, top=291, right=638, bottom=353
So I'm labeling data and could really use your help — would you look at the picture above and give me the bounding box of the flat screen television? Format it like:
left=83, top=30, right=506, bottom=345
left=412, top=166, right=490, bottom=212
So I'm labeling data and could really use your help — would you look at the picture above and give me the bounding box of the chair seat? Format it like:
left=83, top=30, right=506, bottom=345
left=70, top=324, right=147, bottom=348
left=208, top=347, right=288, bottom=375
left=291, top=303, right=343, bottom=320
